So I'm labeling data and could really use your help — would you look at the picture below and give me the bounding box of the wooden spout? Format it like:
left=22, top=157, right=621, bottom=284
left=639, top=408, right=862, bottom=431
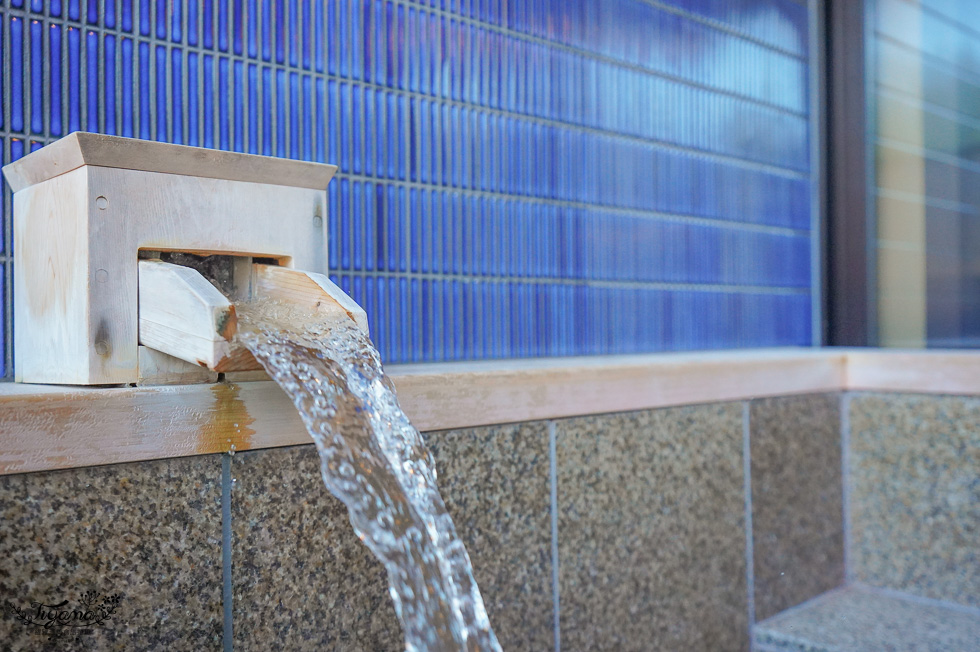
left=138, top=260, right=242, bottom=370
left=251, top=264, right=369, bottom=335
left=137, top=261, right=368, bottom=376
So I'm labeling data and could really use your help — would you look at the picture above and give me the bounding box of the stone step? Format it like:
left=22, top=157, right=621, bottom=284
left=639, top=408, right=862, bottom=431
left=753, top=585, right=980, bottom=652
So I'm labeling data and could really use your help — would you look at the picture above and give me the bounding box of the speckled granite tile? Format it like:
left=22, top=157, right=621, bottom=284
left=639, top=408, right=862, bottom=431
left=423, top=422, right=553, bottom=651
left=849, top=393, right=980, bottom=607
left=753, top=586, right=980, bottom=652
left=556, top=404, right=748, bottom=652
left=0, top=456, right=223, bottom=651
left=751, top=394, right=844, bottom=621
left=231, top=445, right=402, bottom=651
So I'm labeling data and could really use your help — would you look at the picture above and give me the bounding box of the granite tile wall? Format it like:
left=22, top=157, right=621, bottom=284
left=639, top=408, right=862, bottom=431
left=422, top=423, right=554, bottom=651
left=0, top=456, right=223, bottom=650
left=848, top=393, right=980, bottom=608
left=749, top=393, right=844, bottom=621
left=7, top=390, right=929, bottom=651
left=230, top=445, right=403, bottom=651
left=555, top=404, right=749, bottom=652
left=228, top=422, right=554, bottom=651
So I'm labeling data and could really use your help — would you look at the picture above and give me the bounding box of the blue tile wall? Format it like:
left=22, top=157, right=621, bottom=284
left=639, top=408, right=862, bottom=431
left=0, top=0, right=813, bottom=374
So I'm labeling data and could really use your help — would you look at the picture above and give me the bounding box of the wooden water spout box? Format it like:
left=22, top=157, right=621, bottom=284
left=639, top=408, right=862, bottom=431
left=1, top=132, right=348, bottom=385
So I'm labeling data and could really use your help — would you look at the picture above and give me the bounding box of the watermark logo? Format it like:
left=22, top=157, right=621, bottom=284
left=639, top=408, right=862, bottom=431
left=6, top=590, right=122, bottom=640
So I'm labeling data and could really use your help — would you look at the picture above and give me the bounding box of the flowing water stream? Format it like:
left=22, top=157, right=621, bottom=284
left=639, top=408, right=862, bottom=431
left=236, top=300, right=502, bottom=652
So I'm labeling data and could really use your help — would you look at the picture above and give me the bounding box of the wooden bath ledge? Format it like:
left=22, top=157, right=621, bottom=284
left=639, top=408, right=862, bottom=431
left=0, top=347, right=979, bottom=475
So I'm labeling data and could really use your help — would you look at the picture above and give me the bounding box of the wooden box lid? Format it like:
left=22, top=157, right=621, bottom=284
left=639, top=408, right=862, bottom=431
left=2, top=132, right=337, bottom=192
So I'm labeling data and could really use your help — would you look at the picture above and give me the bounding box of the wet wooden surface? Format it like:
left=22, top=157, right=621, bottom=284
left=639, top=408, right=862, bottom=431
left=0, top=348, right=977, bottom=475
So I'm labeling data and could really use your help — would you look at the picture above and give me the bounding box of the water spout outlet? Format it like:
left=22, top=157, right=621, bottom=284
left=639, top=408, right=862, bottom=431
left=137, top=259, right=367, bottom=373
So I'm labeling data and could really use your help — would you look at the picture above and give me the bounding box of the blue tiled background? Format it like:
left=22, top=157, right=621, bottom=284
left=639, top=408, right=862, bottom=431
left=0, top=0, right=813, bottom=375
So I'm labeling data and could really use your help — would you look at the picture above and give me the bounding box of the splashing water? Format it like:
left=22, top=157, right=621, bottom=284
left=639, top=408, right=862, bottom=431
left=236, top=300, right=502, bottom=652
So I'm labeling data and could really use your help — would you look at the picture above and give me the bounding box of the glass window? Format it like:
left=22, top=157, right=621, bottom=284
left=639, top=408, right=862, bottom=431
left=872, top=0, right=980, bottom=347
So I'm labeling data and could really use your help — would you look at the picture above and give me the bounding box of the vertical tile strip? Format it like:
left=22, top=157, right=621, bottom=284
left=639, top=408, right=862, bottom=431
left=808, top=0, right=824, bottom=347
left=222, top=453, right=234, bottom=652
left=3, top=17, right=13, bottom=379
left=742, top=402, right=757, bottom=635
left=548, top=420, right=560, bottom=652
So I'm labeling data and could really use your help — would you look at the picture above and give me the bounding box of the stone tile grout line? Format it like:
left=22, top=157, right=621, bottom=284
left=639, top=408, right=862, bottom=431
left=222, top=454, right=234, bottom=652
left=741, top=401, right=757, bottom=648
left=548, top=420, right=561, bottom=652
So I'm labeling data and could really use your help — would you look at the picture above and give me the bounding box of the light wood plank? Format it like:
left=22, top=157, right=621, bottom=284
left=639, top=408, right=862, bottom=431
left=3, top=348, right=980, bottom=476
left=845, top=349, right=980, bottom=394
left=0, top=382, right=304, bottom=475
left=138, top=260, right=241, bottom=369
left=13, top=168, right=91, bottom=384
left=0, top=348, right=846, bottom=475
left=252, top=264, right=370, bottom=334
left=137, top=347, right=219, bottom=386
left=2, top=132, right=337, bottom=192
left=390, top=349, right=847, bottom=430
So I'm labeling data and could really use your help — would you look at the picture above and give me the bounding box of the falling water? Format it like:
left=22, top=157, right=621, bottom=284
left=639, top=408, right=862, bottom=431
left=236, top=299, right=502, bottom=652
